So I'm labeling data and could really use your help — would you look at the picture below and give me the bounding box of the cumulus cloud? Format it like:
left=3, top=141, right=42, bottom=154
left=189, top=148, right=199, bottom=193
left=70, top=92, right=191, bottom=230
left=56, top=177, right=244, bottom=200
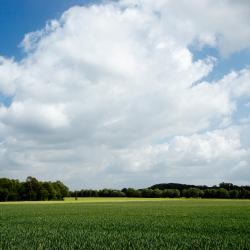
left=0, top=0, right=249, bottom=188
left=121, top=0, right=250, bottom=56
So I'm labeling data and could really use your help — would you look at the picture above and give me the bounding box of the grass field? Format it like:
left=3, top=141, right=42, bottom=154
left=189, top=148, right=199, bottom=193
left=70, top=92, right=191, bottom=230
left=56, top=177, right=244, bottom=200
left=1, top=198, right=250, bottom=249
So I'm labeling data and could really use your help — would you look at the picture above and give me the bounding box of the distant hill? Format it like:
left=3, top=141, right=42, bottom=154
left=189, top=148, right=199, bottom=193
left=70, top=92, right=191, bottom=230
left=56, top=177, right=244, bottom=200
left=149, top=183, right=209, bottom=191
left=149, top=182, right=250, bottom=191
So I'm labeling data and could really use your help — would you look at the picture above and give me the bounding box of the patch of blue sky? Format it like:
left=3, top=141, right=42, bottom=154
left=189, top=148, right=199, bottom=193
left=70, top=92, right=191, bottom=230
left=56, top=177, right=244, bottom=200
left=232, top=97, right=250, bottom=124
left=191, top=45, right=250, bottom=127
left=0, top=0, right=102, bottom=60
left=0, top=0, right=102, bottom=107
left=188, top=39, right=250, bottom=130
left=0, top=92, right=12, bottom=107
left=191, top=45, right=250, bottom=82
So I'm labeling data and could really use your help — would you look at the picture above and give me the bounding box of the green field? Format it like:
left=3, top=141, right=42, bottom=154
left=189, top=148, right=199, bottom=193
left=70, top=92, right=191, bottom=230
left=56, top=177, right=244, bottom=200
left=1, top=199, right=250, bottom=249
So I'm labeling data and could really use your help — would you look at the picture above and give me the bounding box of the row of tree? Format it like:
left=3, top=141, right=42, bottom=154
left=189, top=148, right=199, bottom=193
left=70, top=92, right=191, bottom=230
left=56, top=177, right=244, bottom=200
left=0, top=177, right=69, bottom=201
left=70, top=188, right=250, bottom=199
left=71, top=185, right=250, bottom=199
left=70, top=188, right=181, bottom=198
left=150, top=182, right=250, bottom=191
left=1, top=178, right=250, bottom=201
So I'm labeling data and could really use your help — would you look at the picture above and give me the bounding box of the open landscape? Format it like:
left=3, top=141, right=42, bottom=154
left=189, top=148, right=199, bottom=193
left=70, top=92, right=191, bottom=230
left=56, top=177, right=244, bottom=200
left=1, top=199, right=250, bottom=249
left=0, top=0, right=250, bottom=249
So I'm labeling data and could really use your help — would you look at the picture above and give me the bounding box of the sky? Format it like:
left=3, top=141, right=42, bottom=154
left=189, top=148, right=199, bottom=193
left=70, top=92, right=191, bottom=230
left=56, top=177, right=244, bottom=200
left=0, top=0, right=249, bottom=189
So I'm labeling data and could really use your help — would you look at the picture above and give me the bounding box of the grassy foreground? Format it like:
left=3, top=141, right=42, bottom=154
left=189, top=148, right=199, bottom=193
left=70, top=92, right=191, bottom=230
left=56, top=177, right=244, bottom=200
left=1, top=199, right=250, bottom=249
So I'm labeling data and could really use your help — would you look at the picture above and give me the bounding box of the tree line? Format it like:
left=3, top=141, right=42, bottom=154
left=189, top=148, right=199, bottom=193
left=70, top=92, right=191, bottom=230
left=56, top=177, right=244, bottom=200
left=71, top=182, right=250, bottom=199
left=0, top=177, right=69, bottom=201
left=1, top=177, right=250, bottom=201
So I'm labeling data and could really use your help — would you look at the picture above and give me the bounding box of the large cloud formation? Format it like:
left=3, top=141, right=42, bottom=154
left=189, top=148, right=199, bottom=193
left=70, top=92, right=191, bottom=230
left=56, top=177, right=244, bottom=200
left=0, top=0, right=249, bottom=188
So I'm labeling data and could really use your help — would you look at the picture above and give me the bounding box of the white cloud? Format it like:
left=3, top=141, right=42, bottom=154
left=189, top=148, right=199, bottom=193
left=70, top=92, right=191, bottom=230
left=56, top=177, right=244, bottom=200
left=0, top=0, right=249, bottom=188
left=0, top=57, right=19, bottom=95
left=0, top=101, right=69, bottom=131
left=121, top=0, right=250, bottom=56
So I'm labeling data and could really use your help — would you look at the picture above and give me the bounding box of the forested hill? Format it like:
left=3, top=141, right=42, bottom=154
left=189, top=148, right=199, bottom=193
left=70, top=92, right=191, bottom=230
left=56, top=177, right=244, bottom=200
left=149, top=182, right=250, bottom=191
left=150, top=183, right=205, bottom=191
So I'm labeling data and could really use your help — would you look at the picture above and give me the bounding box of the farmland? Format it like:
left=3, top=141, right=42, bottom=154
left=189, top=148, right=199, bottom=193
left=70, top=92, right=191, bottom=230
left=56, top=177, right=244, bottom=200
left=1, top=199, right=250, bottom=249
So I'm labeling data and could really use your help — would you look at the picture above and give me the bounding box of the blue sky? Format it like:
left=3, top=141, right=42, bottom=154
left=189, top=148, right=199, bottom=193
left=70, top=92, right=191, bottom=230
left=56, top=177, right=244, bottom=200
left=0, top=0, right=100, bottom=58
left=0, top=0, right=250, bottom=188
left=0, top=0, right=100, bottom=107
left=192, top=46, right=250, bottom=82
left=0, top=7, right=247, bottom=109
left=0, top=0, right=249, bottom=82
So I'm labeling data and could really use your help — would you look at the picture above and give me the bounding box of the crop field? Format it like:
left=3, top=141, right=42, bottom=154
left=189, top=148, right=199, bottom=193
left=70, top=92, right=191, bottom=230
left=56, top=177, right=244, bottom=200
left=1, top=199, right=250, bottom=249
